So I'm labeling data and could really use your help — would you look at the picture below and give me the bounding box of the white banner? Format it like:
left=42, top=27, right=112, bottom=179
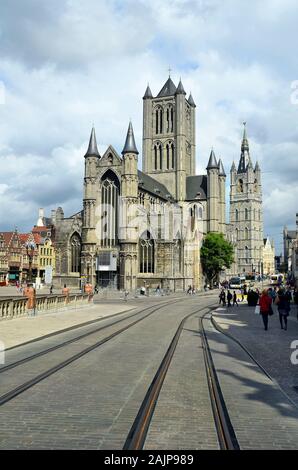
left=45, top=266, right=53, bottom=284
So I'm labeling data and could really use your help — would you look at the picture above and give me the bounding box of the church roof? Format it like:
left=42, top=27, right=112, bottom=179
left=157, top=77, right=177, bottom=97
left=176, top=79, right=186, bottom=95
left=218, top=158, right=226, bottom=177
left=285, top=230, right=296, bottom=240
left=138, top=171, right=173, bottom=200
left=122, top=121, right=139, bottom=155
left=188, top=93, right=196, bottom=107
left=84, top=127, right=100, bottom=158
left=186, top=175, right=207, bottom=201
left=206, top=149, right=218, bottom=170
left=143, top=84, right=153, bottom=99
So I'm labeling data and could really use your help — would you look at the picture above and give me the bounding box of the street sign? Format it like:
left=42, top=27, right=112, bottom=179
left=45, top=266, right=53, bottom=284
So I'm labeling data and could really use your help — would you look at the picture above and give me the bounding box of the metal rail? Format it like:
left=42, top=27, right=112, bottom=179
left=123, top=306, right=240, bottom=450
left=0, top=298, right=185, bottom=407
left=200, top=312, right=240, bottom=450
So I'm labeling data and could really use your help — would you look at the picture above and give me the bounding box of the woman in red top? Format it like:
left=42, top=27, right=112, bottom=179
left=259, top=288, right=272, bottom=331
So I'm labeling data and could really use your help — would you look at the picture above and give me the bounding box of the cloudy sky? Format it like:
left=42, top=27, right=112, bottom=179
left=0, top=0, right=297, bottom=253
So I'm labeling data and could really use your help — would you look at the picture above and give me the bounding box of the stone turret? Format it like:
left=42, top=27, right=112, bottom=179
left=218, top=159, right=226, bottom=234
left=83, top=127, right=99, bottom=244
left=207, top=150, right=219, bottom=232
left=120, top=122, right=139, bottom=292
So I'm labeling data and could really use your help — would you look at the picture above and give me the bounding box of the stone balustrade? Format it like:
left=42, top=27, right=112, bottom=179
left=0, top=294, right=92, bottom=320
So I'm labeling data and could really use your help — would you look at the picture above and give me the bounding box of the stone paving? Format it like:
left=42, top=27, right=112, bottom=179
left=0, top=296, right=216, bottom=449
left=144, top=313, right=219, bottom=450
left=212, top=302, right=298, bottom=407
left=0, top=300, right=137, bottom=349
left=205, top=305, right=298, bottom=450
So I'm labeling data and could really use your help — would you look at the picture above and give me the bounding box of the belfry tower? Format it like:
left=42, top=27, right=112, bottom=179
left=230, top=123, right=263, bottom=275
left=142, top=76, right=196, bottom=201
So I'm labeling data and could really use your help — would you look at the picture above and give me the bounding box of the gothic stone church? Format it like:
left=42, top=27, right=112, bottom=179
left=52, top=77, right=229, bottom=291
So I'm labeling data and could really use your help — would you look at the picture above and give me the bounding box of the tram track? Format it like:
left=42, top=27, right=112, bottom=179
left=123, top=305, right=240, bottom=450
left=0, top=297, right=186, bottom=407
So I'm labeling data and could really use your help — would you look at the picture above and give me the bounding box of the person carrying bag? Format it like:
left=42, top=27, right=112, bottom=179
left=259, top=288, right=272, bottom=331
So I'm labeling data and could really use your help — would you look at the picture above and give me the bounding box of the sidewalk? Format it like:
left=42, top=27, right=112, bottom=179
left=212, top=302, right=298, bottom=407
left=0, top=300, right=137, bottom=350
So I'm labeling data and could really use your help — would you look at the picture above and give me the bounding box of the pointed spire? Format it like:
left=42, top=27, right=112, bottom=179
left=157, top=77, right=177, bottom=97
left=84, top=127, right=100, bottom=158
left=254, top=161, right=260, bottom=172
left=188, top=93, right=196, bottom=107
left=206, top=149, right=218, bottom=170
left=218, top=158, right=226, bottom=177
left=241, top=121, right=249, bottom=152
left=143, top=84, right=153, bottom=99
left=238, top=122, right=251, bottom=173
left=176, top=78, right=186, bottom=95
left=122, top=121, right=139, bottom=155
left=231, top=161, right=236, bottom=172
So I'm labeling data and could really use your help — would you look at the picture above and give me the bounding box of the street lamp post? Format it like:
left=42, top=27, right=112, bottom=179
left=26, top=242, right=36, bottom=284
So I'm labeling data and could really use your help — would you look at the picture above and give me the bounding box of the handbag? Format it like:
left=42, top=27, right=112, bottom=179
left=268, top=305, right=274, bottom=316
left=254, top=305, right=260, bottom=315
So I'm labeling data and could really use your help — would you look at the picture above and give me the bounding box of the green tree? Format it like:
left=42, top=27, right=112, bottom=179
left=201, top=233, right=234, bottom=287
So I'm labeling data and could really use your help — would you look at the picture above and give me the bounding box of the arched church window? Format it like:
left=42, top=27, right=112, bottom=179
left=236, top=228, right=239, bottom=241
left=171, top=143, right=175, bottom=169
left=245, top=227, right=249, bottom=240
left=166, top=108, right=170, bottom=133
left=70, top=233, right=81, bottom=273
left=159, top=108, right=163, bottom=134
left=166, top=144, right=170, bottom=170
left=100, top=170, right=120, bottom=247
left=238, top=179, right=244, bottom=193
left=254, top=179, right=258, bottom=192
left=156, top=109, right=159, bottom=134
left=235, top=209, right=239, bottom=222
left=159, top=144, right=163, bottom=170
left=154, top=145, right=158, bottom=170
left=245, top=208, right=248, bottom=221
left=139, top=231, right=155, bottom=274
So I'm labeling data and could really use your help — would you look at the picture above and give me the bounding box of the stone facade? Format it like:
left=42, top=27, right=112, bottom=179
left=263, top=237, right=275, bottom=275
left=52, top=77, right=227, bottom=291
left=229, top=124, right=264, bottom=276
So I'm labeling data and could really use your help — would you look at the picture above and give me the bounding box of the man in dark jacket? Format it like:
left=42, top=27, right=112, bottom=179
left=227, top=290, right=233, bottom=307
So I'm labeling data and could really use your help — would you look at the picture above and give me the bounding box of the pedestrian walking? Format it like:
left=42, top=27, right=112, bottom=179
left=240, top=287, right=244, bottom=302
left=227, top=290, right=232, bottom=307
left=219, top=289, right=226, bottom=306
left=124, top=290, right=129, bottom=301
left=233, top=291, right=238, bottom=307
left=275, top=288, right=290, bottom=330
left=259, top=288, right=273, bottom=331
left=62, top=284, right=70, bottom=304
left=187, top=285, right=192, bottom=295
